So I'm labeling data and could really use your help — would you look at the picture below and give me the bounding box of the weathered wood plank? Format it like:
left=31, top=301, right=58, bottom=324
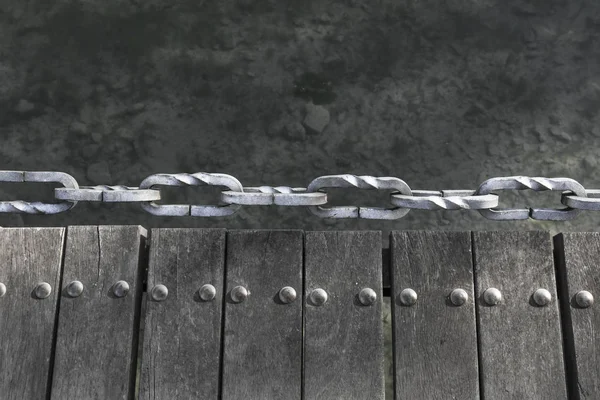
left=554, top=232, right=600, bottom=398
left=50, top=226, right=146, bottom=399
left=304, top=231, right=384, bottom=400
left=222, top=230, right=303, bottom=400
left=391, top=231, right=479, bottom=399
left=139, top=228, right=226, bottom=399
left=473, top=231, right=567, bottom=399
left=0, top=227, right=65, bottom=400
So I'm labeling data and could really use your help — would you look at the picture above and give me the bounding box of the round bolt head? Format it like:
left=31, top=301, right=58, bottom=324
left=575, top=290, right=594, bottom=308
left=399, top=288, right=417, bottom=306
left=151, top=284, right=168, bottom=302
left=0, top=282, right=5, bottom=297
left=198, top=284, right=216, bottom=301
left=309, top=288, right=328, bottom=306
left=279, top=286, right=297, bottom=304
left=231, top=285, right=248, bottom=303
left=532, top=288, right=552, bottom=306
left=34, top=282, right=52, bottom=299
left=483, top=288, right=502, bottom=306
left=358, top=288, right=377, bottom=306
left=66, top=280, right=84, bottom=298
left=450, top=288, right=468, bottom=306
left=113, top=281, right=130, bottom=298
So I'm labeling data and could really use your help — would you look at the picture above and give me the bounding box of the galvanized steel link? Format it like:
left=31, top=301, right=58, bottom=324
left=56, top=185, right=161, bottom=202
left=0, top=170, right=599, bottom=221
left=0, top=170, right=78, bottom=214
left=474, top=176, right=587, bottom=221
left=220, top=186, right=327, bottom=206
left=561, top=189, right=600, bottom=211
left=138, top=172, right=243, bottom=217
left=390, top=189, right=499, bottom=210
left=306, top=175, right=412, bottom=219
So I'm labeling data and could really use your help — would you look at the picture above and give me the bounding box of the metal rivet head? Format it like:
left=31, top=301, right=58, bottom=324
left=450, top=288, right=468, bottom=306
left=483, top=288, right=502, bottom=306
left=113, top=281, right=130, bottom=298
left=0, top=282, right=6, bottom=297
left=358, top=288, right=377, bottom=306
left=34, top=282, right=52, bottom=299
left=399, top=288, right=417, bottom=306
left=151, top=284, right=168, bottom=302
left=533, top=288, right=552, bottom=306
left=66, top=281, right=84, bottom=298
left=279, top=286, right=297, bottom=304
left=198, top=284, right=216, bottom=301
left=309, top=288, right=328, bottom=306
left=575, top=290, right=594, bottom=308
left=231, top=286, right=248, bottom=303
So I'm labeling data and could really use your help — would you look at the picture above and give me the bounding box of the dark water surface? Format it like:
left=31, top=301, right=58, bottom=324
left=1, top=1, right=599, bottom=397
left=1, top=1, right=599, bottom=234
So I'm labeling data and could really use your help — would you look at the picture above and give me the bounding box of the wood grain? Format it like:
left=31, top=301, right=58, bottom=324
left=391, top=230, right=479, bottom=399
left=139, top=228, right=226, bottom=399
left=304, top=231, right=384, bottom=400
left=50, top=225, right=146, bottom=399
left=473, top=231, right=567, bottom=399
left=554, top=232, right=600, bottom=398
left=221, top=230, right=303, bottom=400
left=0, top=227, right=65, bottom=400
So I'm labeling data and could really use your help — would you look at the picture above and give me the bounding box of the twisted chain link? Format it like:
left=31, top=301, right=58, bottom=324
left=474, top=176, right=587, bottom=221
left=0, top=170, right=599, bottom=221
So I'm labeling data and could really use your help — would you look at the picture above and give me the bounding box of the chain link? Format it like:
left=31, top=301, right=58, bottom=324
left=474, top=176, right=587, bottom=221
left=0, top=170, right=598, bottom=221
left=56, top=186, right=161, bottom=202
left=138, top=173, right=243, bottom=217
left=221, top=186, right=327, bottom=206
left=0, top=171, right=78, bottom=214
left=306, top=175, right=412, bottom=220
left=390, top=190, right=499, bottom=210
left=561, top=189, right=600, bottom=211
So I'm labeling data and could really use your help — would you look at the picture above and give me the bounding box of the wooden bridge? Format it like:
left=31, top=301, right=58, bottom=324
left=0, top=227, right=597, bottom=399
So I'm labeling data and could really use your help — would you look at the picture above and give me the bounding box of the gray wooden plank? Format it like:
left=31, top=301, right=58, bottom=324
left=50, top=225, right=146, bottom=400
left=139, top=228, right=226, bottom=399
left=554, top=232, right=600, bottom=398
left=473, top=231, right=567, bottom=399
left=304, top=231, right=384, bottom=400
left=222, top=230, right=303, bottom=400
left=0, top=227, right=65, bottom=400
left=391, top=231, right=479, bottom=399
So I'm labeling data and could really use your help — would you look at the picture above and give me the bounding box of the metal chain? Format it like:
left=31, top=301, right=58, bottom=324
left=306, top=175, right=412, bottom=220
left=0, top=170, right=599, bottom=221
left=474, top=176, right=587, bottom=221
left=221, top=186, right=327, bottom=206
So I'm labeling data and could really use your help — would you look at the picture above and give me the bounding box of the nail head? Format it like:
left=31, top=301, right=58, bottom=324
left=279, top=286, right=297, bottom=304
left=533, top=288, right=551, bottom=306
left=310, top=288, right=328, bottom=306
left=35, top=282, right=52, bottom=299
left=113, top=280, right=129, bottom=298
left=399, top=288, right=417, bottom=306
left=151, top=284, right=168, bottom=301
left=575, top=290, right=594, bottom=308
left=358, top=288, right=377, bottom=306
left=231, top=285, right=248, bottom=303
left=199, top=284, right=216, bottom=301
left=66, top=280, right=84, bottom=298
left=483, top=288, right=502, bottom=306
left=0, top=282, right=5, bottom=297
left=450, top=288, right=468, bottom=306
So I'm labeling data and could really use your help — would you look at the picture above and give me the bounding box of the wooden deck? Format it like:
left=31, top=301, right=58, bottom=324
left=0, top=227, right=597, bottom=399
